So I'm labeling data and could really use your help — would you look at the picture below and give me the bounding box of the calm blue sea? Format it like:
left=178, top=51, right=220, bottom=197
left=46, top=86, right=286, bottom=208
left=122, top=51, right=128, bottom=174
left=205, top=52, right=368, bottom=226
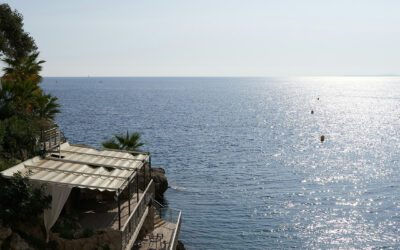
left=42, top=77, right=400, bottom=249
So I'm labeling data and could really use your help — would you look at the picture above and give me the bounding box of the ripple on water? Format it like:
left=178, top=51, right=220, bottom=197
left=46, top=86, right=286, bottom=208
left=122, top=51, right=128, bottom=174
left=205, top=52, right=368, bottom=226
left=42, top=77, right=400, bottom=249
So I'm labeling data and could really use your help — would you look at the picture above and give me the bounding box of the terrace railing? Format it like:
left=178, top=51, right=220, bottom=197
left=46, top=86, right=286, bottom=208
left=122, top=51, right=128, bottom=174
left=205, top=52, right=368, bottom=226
left=120, top=179, right=154, bottom=250
left=39, top=126, right=66, bottom=153
left=156, top=207, right=182, bottom=250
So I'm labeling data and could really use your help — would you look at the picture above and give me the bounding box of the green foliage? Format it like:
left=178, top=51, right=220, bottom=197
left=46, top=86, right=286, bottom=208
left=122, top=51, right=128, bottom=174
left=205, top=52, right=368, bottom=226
left=0, top=57, right=60, bottom=163
left=0, top=158, right=18, bottom=172
left=0, top=4, right=37, bottom=60
left=3, top=115, right=35, bottom=160
left=34, top=93, right=60, bottom=121
left=2, top=52, right=45, bottom=84
left=16, top=230, right=58, bottom=250
left=0, top=172, right=52, bottom=227
left=0, top=120, right=5, bottom=151
left=82, top=228, right=94, bottom=238
left=0, top=6, right=60, bottom=164
left=102, top=131, right=145, bottom=154
left=52, top=214, right=80, bottom=239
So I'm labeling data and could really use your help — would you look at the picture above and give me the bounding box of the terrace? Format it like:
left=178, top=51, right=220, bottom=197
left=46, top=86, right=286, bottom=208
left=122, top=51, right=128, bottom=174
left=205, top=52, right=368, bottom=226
left=1, top=129, right=181, bottom=250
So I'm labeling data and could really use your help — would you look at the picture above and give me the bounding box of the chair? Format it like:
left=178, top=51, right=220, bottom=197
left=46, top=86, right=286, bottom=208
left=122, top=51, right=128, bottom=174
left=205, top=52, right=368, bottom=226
left=149, top=234, right=158, bottom=248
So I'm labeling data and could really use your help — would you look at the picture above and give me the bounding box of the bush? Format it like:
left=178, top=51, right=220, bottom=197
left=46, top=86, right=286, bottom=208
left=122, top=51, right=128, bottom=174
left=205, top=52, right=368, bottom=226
left=52, top=214, right=80, bottom=239
left=82, top=228, right=94, bottom=238
left=0, top=172, right=51, bottom=227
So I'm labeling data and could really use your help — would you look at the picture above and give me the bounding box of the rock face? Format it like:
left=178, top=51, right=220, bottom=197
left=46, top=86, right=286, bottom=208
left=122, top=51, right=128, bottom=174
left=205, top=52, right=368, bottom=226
left=151, top=167, right=169, bottom=201
left=10, top=233, right=32, bottom=250
left=0, top=227, right=12, bottom=247
left=51, top=228, right=121, bottom=250
left=177, top=240, right=186, bottom=250
left=0, top=227, right=12, bottom=241
left=137, top=165, right=168, bottom=201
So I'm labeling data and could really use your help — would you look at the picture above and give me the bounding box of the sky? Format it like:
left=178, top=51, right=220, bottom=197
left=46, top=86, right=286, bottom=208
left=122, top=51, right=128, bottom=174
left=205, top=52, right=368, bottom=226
left=4, top=0, right=400, bottom=77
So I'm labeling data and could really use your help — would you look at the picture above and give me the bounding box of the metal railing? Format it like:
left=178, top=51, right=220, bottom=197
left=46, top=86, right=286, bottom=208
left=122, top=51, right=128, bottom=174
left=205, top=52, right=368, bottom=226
left=120, top=179, right=154, bottom=250
left=169, top=211, right=182, bottom=250
left=40, top=127, right=66, bottom=152
left=155, top=207, right=182, bottom=250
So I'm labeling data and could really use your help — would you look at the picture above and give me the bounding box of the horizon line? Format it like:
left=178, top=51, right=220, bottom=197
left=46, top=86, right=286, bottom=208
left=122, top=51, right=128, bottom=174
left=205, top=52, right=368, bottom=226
left=42, top=75, right=400, bottom=78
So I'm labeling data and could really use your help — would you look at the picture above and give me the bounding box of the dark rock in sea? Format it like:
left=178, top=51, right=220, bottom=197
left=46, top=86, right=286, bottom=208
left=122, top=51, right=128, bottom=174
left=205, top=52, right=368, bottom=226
left=151, top=167, right=169, bottom=201
left=137, top=164, right=169, bottom=201
left=177, top=240, right=186, bottom=250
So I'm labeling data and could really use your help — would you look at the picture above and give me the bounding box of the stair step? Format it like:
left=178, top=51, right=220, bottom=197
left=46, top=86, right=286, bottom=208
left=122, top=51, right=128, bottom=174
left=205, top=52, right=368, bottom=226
left=154, top=220, right=166, bottom=228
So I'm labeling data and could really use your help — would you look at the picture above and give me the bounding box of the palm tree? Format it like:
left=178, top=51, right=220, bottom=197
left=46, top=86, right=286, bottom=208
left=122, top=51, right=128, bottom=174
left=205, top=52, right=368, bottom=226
left=2, top=52, right=45, bottom=84
left=102, top=131, right=145, bottom=154
left=0, top=79, right=39, bottom=119
left=34, top=93, right=60, bottom=121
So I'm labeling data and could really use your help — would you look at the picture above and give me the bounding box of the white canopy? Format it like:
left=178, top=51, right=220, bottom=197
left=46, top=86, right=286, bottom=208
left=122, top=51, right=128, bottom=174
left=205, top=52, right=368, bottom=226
left=1, top=142, right=150, bottom=240
left=1, top=142, right=149, bottom=192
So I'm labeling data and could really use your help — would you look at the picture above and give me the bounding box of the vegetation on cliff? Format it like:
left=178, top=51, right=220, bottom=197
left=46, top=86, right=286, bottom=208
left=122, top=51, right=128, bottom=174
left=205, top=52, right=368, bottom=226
left=0, top=3, right=60, bottom=169
left=0, top=4, right=58, bottom=249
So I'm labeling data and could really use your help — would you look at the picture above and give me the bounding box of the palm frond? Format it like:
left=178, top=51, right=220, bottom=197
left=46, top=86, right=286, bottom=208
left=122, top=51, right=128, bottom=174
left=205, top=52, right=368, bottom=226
left=101, top=139, right=121, bottom=149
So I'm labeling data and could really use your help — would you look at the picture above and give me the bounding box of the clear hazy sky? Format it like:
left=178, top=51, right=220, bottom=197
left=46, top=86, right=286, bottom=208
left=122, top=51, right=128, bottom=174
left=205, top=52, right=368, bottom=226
left=5, top=0, right=400, bottom=77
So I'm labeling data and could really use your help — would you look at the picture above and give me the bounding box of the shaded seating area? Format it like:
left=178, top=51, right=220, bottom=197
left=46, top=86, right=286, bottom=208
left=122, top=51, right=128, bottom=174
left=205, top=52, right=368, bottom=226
left=75, top=190, right=143, bottom=230
left=1, top=141, right=153, bottom=249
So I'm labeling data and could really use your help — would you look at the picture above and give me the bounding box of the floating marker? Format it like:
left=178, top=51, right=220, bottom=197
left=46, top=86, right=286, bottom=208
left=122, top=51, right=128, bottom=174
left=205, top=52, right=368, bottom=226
left=320, top=135, right=325, bottom=142
left=317, top=98, right=319, bottom=100
left=311, top=110, right=314, bottom=114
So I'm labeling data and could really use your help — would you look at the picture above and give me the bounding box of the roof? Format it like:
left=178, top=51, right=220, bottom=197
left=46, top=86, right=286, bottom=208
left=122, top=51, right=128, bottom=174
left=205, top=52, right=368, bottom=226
left=1, top=142, right=149, bottom=193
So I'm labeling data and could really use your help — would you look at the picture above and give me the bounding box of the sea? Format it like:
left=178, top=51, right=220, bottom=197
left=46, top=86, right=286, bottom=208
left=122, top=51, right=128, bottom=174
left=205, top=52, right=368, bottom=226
left=42, top=77, right=400, bottom=249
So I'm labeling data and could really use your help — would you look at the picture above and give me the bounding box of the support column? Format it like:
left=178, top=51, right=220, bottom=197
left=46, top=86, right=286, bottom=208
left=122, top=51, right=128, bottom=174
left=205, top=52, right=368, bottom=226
left=128, top=179, right=131, bottom=233
left=143, top=162, right=146, bottom=188
left=149, top=155, right=152, bottom=179
left=117, top=190, right=121, bottom=230
left=128, top=179, right=131, bottom=216
left=136, top=169, right=139, bottom=202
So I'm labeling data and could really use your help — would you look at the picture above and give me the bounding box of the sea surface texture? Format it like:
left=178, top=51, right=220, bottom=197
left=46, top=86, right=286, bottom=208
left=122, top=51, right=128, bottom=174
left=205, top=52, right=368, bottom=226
left=42, top=77, right=400, bottom=249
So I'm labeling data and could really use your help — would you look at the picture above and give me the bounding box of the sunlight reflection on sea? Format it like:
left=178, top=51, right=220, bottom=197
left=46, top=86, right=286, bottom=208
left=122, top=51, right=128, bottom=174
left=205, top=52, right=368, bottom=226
left=43, top=77, right=400, bottom=249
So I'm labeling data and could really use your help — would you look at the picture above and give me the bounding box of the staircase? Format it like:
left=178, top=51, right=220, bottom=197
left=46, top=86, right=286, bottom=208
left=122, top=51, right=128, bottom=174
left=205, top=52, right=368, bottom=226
left=154, top=214, right=166, bottom=228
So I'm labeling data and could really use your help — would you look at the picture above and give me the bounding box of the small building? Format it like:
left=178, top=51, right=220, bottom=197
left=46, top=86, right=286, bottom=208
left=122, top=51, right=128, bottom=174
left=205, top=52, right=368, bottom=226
left=1, top=128, right=182, bottom=250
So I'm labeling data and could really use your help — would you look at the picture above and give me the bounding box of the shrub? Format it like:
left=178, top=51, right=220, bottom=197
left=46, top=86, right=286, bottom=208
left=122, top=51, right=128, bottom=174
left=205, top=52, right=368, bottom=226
left=0, top=172, right=51, bottom=227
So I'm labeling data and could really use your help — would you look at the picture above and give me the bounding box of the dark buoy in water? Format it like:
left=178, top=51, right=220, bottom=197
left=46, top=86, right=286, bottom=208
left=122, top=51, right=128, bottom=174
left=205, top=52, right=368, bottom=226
left=311, top=110, right=314, bottom=114
left=317, top=97, right=319, bottom=100
left=320, top=135, right=325, bottom=142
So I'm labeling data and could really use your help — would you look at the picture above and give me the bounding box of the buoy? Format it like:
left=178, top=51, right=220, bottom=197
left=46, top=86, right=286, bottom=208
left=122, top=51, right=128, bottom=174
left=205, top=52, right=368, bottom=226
left=317, top=98, right=319, bottom=100
left=311, top=110, right=314, bottom=114
left=320, top=135, right=325, bottom=142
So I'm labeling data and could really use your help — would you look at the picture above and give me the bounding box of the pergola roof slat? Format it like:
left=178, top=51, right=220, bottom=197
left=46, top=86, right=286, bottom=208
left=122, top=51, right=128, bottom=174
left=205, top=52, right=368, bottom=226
left=1, top=142, right=147, bottom=193
left=25, top=164, right=129, bottom=180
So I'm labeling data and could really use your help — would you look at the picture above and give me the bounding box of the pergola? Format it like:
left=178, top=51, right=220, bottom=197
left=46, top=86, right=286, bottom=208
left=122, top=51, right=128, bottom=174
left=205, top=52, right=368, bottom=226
left=1, top=142, right=151, bottom=236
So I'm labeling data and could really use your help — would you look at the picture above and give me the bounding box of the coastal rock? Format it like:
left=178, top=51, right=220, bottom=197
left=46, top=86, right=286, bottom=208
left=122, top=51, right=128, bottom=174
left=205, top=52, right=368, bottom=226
left=151, top=167, right=169, bottom=201
left=50, top=228, right=121, bottom=250
left=177, top=240, right=186, bottom=250
left=10, top=233, right=32, bottom=250
left=0, top=227, right=12, bottom=241
left=14, top=220, right=45, bottom=241
left=137, top=165, right=168, bottom=200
